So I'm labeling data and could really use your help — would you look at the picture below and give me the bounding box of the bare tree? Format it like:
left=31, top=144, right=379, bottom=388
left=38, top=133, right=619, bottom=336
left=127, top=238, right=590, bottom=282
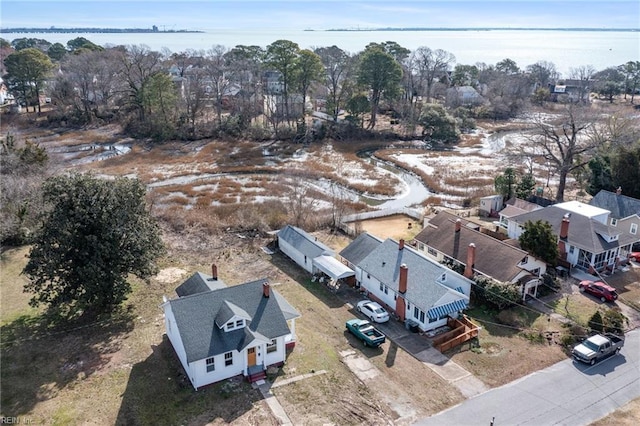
left=411, top=47, right=456, bottom=102
left=568, top=65, right=596, bottom=103
left=286, top=181, right=318, bottom=228
left=204, top=44, right=233, bottom=127
left=314, top=46, right=356, bottom=122
left=117, top=44, right=164, bottom=122
left=527, top=105, right=599, bottom=201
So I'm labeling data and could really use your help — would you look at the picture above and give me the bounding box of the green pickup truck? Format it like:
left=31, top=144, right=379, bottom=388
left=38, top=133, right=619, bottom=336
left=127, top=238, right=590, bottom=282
left=346, top=318, right=386, bottom=347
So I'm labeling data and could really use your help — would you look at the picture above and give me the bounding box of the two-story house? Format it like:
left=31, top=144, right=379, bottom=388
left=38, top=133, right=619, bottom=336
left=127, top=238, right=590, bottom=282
left=506, top=200, right=640, bottom=273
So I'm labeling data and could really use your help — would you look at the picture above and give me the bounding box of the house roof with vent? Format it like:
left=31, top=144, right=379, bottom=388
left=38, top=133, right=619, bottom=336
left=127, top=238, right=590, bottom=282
left=168, top=279, right=300, bottom=363
left=589, top=190, right=640, bottom=220
left=415, top=211, right=531, bottom=283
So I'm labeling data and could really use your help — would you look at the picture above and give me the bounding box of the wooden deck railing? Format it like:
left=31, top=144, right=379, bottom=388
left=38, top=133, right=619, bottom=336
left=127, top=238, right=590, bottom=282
left=432, top=315, right=480, bottom=353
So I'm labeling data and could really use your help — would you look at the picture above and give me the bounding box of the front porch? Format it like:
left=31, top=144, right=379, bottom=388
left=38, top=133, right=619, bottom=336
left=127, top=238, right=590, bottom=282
left=247, top=364, right=266, bottom=383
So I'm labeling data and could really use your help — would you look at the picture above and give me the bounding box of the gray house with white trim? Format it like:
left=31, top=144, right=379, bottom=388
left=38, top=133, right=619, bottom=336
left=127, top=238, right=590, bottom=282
left=340, top=233, right=472, bottom=332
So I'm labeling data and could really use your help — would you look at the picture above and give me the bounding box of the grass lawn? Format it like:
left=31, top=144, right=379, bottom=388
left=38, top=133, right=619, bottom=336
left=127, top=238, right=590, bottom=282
left=448, top=306, right=568, bottom=388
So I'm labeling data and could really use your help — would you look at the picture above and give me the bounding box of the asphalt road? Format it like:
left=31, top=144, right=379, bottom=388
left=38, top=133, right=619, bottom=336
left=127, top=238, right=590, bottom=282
left=415, top=329, right=640, bottom=426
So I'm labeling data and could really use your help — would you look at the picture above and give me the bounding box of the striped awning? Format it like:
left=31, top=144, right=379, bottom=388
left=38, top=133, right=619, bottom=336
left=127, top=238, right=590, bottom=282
left=427, top=299, right=468, bottom=320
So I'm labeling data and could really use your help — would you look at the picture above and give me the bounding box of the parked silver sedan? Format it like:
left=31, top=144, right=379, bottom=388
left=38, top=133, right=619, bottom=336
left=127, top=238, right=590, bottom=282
left=356, top=300, right=390, bottom=323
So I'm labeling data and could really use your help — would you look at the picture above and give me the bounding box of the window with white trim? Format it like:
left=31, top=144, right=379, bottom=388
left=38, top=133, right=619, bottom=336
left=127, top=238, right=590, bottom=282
left=206, top=357, right=215, bottom=372
left=631, top=223, right=638, bottom=235
left=235, top=319, right=243, bottom=328
left=611, top=218, right=618, bottom=226
left=224, top=351, right=233, bottom=366
left=226, top=321, right=235, bottom=331
left=428, top=247, right=437, bottom=256
left=267, top=339, right=277, bottom=353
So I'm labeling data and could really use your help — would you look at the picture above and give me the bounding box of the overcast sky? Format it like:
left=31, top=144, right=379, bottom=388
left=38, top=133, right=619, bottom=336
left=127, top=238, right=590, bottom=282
left=2, top=0, right=639, bottom=30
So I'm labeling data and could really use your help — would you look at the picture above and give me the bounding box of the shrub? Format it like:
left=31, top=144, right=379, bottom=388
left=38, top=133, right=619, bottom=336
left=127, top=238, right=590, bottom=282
left=588, top=311, right=604, bottom=333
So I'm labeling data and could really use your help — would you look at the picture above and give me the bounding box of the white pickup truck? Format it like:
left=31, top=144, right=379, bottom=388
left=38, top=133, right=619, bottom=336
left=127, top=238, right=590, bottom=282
left=572, top=333, right=624, bottom=365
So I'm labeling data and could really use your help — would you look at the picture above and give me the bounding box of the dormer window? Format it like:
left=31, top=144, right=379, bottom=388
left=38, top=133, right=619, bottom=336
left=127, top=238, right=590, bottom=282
left=611, top=218, right=618, bottom=227
left=225, top=319, right=245, bottom=331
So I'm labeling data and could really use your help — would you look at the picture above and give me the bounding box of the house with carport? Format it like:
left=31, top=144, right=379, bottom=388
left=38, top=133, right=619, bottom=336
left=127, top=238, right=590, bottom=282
left=339, top=233, right=472, bottom=332
left=161, top=268, right=300, bottom=390
left=414, top=211, right=547, bottom=300
left=278, top=225, right=355, bottom=284
left=506, top=200, right=640, bottom=274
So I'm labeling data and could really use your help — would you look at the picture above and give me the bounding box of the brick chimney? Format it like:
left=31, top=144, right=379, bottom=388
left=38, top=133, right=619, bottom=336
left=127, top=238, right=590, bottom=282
left=263, top=282, right=270, bottom=298
left=455, top=219, right=462, bottom=232
left=211, top=263, right=218, bottom=281
left=559, top=213, right=570, bottom=239
left=464, top=243, right=476, bottom=279
left=558, top=213, right=570, bottom=260
left=398, top=264, right=408, bottom=294
left=395, top=264, right=408, bottom=322
left=399, top=239, right=405, bottom=250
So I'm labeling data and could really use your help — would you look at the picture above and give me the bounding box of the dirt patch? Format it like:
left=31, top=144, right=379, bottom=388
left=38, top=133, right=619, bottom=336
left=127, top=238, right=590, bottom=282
left=354, top=214, right=422, bottom=241
left=154, top=267, right=188, bottom=284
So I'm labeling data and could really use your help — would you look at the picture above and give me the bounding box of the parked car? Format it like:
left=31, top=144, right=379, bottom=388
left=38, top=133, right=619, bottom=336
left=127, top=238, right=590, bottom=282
left=345, top=319, right=386, bottom=347
left=629, top=252, right=640, bottom=262
left=578, top=280, right=618, bottom=302
left=572, top=333, right=624, bottom=365
left=357, top=300, right=389, bottom=323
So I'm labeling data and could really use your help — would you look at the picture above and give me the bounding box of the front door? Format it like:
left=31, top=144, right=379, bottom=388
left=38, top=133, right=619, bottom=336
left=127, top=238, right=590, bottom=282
left=247, top=347, right=256, bottom=367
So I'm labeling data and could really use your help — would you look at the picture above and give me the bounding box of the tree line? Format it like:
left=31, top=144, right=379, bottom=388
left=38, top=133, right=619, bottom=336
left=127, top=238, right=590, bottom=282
left=2, top=36, right=639, bottom=143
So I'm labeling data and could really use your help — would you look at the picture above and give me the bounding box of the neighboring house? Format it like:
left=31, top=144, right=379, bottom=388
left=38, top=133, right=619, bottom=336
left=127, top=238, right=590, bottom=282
left=278, top=225, right=354, bottom=282
left=162, top=268, right=300, bottom=390
left=548, top=79, right=590, bottom=103
left=339, top=233, right=472, bottom=332
left=414, top=211, right=547, bottom=300
left=589, top=188, right=640, bottom=222
left=498, top=198, right=544, bottom=229
left=478, top=194, right=503, bottom=217
left=445, top=85, right=485, bottom=108
left=506, top=201, right=640, bottom=273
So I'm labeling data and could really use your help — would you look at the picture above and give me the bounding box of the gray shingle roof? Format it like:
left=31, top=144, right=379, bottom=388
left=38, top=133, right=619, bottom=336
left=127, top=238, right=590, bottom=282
left=589, top=190, right=640, bottom=220
left=415, top=211, right=529, bottom=283
left=278, top=225, right=333, bottom=259
left=169, top=279, right=300, bottom=363
left=357, top=238, right=466, bottom=312
left=338, top=232, right=383, bottom=265
left=176, top=272, right=226, bottom=297
left=511, top=205, right=637, bottom=253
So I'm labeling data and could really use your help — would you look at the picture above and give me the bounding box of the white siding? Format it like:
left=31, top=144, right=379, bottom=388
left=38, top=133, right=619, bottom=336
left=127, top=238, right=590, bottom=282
left=191, top=350, right=244, bottom=389
left=163, top=303, right=194, bottom=386
left=264, top=336, right=286, bottom=367
left=279, top=237, right=314, bottom=273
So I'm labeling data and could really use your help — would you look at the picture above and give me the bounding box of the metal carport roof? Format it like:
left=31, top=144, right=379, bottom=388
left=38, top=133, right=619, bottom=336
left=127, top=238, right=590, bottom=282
left=313, top=255, right=355, bottom=280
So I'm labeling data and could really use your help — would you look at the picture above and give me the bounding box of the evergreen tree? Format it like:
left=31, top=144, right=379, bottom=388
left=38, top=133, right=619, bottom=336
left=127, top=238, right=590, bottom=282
left=519, top=220, right=558, bottom=265
left=23, top=174, right=165, bottom=318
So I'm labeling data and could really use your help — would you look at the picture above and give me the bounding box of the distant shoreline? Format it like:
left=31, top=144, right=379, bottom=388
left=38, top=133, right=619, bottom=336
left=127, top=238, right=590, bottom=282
left=319, top=27, right=639, bottom=32
left=0, top=27, right=203, bottom=34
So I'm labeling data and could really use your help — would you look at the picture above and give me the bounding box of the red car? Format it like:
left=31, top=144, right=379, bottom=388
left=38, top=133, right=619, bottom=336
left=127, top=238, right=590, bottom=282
left=578, top=280, right=618, bottom=302
left=629, top=252, right=640, bottom=262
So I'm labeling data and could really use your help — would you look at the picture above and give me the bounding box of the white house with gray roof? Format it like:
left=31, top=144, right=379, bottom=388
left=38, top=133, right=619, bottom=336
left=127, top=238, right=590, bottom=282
left=278, top=225, right=354, bottom=281
left=340, top=234, right=472, bottom=332
left=507, top=201, right=640, bottom=273
left=162, top=272, right=300, bottom=390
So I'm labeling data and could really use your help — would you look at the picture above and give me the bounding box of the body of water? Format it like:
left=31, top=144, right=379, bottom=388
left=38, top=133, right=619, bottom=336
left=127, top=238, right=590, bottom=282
left=3, top=29, right=638, bottom=76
